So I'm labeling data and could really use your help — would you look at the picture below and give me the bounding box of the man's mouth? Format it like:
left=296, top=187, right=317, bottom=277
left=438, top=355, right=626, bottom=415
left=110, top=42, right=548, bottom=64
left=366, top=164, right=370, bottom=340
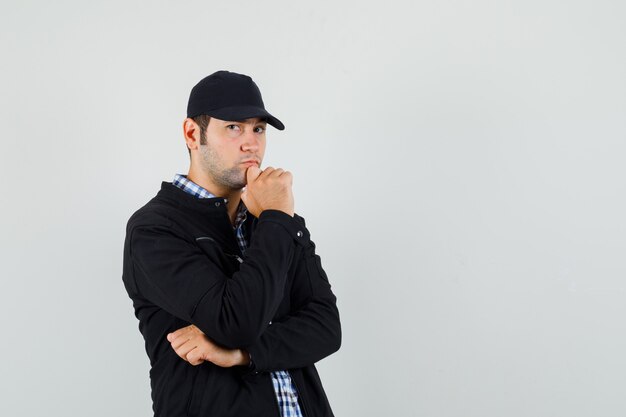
left=241, top=159, right=260, bottom=167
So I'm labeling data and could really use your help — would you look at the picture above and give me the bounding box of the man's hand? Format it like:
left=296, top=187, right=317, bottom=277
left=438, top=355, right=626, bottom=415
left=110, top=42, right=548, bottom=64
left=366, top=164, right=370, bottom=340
left=167, top=325, right=250, bottom=367
left=241, top=166, right=294, bottom=218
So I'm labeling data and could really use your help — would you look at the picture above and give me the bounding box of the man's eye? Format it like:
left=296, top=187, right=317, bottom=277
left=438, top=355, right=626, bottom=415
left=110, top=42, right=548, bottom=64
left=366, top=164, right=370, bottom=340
left=226, top=125, right=240, bottom=131
left=254, top=126, right=266, bottom=133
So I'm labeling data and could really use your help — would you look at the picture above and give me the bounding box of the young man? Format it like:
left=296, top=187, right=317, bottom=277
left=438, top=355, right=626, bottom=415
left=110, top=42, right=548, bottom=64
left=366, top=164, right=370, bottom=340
left=122, top=70, right=341, bottom=417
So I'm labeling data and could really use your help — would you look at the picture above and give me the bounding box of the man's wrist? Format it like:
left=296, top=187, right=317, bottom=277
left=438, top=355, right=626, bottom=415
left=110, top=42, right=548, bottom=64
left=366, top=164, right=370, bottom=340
left=239, top=349, right=251, bottom=367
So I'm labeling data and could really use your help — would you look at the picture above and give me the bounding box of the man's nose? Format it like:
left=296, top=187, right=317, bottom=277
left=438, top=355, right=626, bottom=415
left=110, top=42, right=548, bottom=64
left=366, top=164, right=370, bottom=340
left=241, top=130, right=260, bottom=152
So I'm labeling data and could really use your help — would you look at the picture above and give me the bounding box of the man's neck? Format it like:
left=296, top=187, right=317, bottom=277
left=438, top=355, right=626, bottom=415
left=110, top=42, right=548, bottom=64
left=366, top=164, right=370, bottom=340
left=187, top=170, right=243, bottom=226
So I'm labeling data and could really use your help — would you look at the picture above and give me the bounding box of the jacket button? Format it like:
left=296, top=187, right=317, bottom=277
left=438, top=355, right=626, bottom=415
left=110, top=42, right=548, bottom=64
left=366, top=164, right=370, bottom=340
left=296, top=231, right=303, bottom=237
left=215, top=202, right=221, bottom=207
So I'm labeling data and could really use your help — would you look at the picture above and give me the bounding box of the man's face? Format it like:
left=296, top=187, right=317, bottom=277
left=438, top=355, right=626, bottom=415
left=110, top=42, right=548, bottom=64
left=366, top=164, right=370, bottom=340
left=198, top=117, right=267, bottom=190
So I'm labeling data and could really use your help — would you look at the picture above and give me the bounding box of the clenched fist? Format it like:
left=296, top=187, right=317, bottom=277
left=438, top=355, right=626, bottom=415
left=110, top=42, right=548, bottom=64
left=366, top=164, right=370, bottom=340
left=241, top=166, right=294, bottom=218
left=167, top=325, right=249, bottom=368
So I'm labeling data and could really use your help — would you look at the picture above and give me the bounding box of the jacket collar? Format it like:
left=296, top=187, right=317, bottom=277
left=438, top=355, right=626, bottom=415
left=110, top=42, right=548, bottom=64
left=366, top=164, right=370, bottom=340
left=157, top=182, right=228, bottom=214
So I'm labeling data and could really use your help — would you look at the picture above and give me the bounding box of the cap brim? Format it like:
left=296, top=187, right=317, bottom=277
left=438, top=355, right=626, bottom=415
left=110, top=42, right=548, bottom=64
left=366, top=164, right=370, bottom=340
left=199, top=105, right=285, bottom=130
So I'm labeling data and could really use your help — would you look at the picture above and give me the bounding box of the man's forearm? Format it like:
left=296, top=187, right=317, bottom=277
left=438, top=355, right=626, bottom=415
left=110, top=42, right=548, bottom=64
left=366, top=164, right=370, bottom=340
left=245, top=297, right=341, bottom=372
left=245, top=249, right=341, bottom=372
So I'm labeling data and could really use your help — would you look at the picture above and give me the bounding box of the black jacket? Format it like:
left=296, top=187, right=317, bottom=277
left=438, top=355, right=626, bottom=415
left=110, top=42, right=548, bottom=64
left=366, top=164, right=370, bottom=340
left=122, top=182, right=341, bottom=417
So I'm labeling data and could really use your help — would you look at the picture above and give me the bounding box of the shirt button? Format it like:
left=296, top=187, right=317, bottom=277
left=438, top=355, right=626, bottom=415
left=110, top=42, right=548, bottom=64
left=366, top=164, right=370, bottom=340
left=215, top=202, right=221, bottom=207
left=296, top=231, right=303, bottom=237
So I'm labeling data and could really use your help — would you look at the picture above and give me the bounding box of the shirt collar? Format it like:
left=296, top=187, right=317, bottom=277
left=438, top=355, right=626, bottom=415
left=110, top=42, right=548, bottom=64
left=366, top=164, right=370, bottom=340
left=173, top=173, right=215, bottom=199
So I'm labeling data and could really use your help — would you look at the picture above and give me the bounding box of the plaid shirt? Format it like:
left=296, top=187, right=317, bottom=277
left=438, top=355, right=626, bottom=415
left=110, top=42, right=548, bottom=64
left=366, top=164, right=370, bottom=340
left=173, top=174, right=304, bottom=417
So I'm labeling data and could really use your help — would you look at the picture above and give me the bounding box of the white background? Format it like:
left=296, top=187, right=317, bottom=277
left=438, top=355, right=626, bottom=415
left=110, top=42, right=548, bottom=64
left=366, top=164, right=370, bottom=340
left=1, top=1, right=625, bottom=416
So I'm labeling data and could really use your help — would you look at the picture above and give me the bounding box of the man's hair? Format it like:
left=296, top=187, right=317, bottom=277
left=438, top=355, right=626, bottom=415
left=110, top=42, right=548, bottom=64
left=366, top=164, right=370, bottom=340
left=187, top=115, right=211, bottom=156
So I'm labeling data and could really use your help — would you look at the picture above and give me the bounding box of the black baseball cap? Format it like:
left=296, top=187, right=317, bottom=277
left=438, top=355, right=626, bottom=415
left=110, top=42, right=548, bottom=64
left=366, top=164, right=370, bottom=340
left=186, top=70, right=285, bottom=130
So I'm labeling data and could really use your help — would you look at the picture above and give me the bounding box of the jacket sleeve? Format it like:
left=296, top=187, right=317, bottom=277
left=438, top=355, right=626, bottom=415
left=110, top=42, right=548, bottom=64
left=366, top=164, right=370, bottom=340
left=128, top=210, right=307, bottom=349
left=244, top=238, right=342, bottom=372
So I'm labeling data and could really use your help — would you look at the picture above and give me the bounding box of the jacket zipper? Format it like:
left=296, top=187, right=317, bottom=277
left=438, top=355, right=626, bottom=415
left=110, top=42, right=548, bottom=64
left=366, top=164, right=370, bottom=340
left=195, top=236, right=243, bottom=264
left=225, top=253, right=244, bottom=263
left=270, top=379, right=282, bottom=417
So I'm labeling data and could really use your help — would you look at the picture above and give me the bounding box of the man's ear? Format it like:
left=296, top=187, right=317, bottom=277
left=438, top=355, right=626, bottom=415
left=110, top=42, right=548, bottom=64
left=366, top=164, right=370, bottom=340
left=183, top=118, right=200, bottom=151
